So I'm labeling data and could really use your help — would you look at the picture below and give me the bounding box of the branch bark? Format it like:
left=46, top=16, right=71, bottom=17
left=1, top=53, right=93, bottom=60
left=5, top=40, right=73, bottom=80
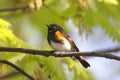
left=0, top=47, right=120, bottom=61
left=0, top=47, right=120, bottom=79
left=0, top=6, right=29, bottom=12
left=0, top=59, right=35, bottom=80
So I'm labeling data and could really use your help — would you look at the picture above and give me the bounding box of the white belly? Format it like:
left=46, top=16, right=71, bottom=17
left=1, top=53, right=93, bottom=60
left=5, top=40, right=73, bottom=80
left=50, top=38, right=71, bottom=51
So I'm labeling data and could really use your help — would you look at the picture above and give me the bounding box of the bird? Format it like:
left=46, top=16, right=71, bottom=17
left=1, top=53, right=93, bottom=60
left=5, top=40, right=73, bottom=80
left=46, top=24, right=90, bottom=68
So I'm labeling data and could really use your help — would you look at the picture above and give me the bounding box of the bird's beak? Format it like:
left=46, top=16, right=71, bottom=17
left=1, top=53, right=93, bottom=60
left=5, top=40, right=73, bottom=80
left=46, top=24, right=49, bottom=27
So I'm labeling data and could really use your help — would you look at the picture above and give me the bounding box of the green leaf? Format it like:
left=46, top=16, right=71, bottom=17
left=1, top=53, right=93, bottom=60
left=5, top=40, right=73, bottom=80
left=43, top=56, right=66, bottom=80
left=83, top=9, right=98, bottom=30
left=98, top=0, right=119, bottom=5
left=64, top=57, right=93, bottom=80
left=83, top=1, right=120, bottom=42
left=0, top=18, right=31, bottom=79
left=0, top=18, right=11, bottom=28
left=0, top=18, right=30, bottom=61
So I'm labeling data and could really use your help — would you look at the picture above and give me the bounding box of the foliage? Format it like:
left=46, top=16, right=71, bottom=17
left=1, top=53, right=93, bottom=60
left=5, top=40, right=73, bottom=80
left=83, top=0, right=120, bottom=41
left=0, top=0, right=120, bottom=80
left=42, top=56, right=66, bottom=80
left=0, top=0, right=120, bottom=42
left=0, top=18, right=92, bottom=80
left=0, top=19, right=66, bottom=80
left=64, top=57, right=93, bottom=80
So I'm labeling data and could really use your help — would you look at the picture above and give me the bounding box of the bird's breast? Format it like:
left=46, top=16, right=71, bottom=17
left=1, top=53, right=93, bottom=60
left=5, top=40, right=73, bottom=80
left=50, top=38, right=71, bottom=51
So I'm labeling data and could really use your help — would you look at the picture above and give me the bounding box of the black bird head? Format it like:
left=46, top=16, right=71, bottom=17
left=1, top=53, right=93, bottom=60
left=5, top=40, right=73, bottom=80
left=46, top=24, right=64, bottom=33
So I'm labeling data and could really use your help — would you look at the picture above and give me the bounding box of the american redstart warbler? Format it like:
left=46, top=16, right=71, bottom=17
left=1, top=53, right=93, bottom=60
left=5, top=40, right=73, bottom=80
left=46, top=24, right=90, bottom=68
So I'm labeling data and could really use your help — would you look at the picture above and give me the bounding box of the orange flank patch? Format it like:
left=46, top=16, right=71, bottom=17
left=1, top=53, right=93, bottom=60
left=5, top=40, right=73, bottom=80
left=55, top=31, right=65, bottom=39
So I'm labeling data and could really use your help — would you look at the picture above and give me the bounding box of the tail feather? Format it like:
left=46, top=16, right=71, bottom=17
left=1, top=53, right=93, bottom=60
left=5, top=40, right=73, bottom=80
left=76, top=57, right=90, bottom=68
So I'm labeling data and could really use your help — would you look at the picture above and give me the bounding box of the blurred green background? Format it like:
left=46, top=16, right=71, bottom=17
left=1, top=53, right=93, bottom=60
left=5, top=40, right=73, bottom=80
left=0, top=0, right=120, bottom=80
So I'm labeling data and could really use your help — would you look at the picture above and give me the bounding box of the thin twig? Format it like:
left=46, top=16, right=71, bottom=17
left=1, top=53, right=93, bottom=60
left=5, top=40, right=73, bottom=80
left=0, top=59, right=35, bottom=80
left=0, top=5, right=29, bottom=12
left=0, top=47, right=120, bottom=61
left=0, top=3, right=66, bottom=20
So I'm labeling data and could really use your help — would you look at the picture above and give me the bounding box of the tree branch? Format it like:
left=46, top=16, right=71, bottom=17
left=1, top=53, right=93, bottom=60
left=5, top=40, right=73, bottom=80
left=0, top=5, right=29, bottom=12
left=0, top=59, right=35, bottom=80
left=0, top=47, right=120, bottom=79
left=0, top=47, right=120, bottom=61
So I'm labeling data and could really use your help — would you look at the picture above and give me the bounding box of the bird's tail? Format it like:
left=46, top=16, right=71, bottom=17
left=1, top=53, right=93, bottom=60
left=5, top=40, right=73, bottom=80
left=76, top=56, right=90, bottom=68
